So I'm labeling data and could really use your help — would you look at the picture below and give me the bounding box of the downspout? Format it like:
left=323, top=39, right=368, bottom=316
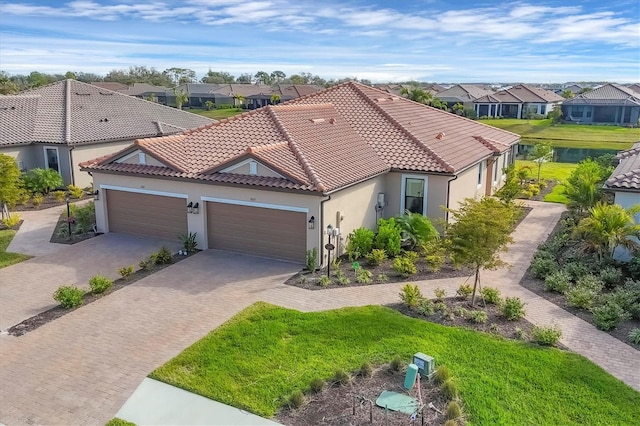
left=65, top=79, right=74, bottom=185
left=319, top=195, right=331, bottom=268
left=444, top=174, right=458, bottom=224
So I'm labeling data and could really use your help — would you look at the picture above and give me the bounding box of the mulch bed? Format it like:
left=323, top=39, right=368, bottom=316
left=276, top=365, right=455, bottom=426
left=0, top=220, right=24, bottom=232
left=6, top=252, right=195, bottom=336
left=49, top=213, right=97, bottom=245
left=11, top=193, right=92, bottom=212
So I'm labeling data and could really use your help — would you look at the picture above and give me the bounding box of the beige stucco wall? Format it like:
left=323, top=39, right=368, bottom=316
left=0, top=146, right=39, bottom=172
left=72, top=141, right=134, bottom=188
left=91, top=172, right=323, bottom=261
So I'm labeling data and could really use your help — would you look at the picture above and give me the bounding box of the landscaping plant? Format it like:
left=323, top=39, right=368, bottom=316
left=456, top=284, right=473, bottom=300
left=434, top=365, right=451, bottom=384
left=345, top=227, right=374, bottom=260
left=31, top=193, right=44, bottom=207
left=628, top=328, right=640, bottom=345
left=153, top=246, right=173, bottom=264
left=531, top=325, right=562, bottom=346
left=374, top=217, right=402, bottom=257
left=591, top=302, right=631, bottom=331
left=375, top=273, right=388, bottom=283
left=446, top=401, right=463, bottom=420
left=364, top=248, right=386, bottom=266
left=355, top=268, right=372, bottom=284
left=118, top=265, right=134, bottom=280
left=441, top=379, right=458, bottom=400
left=0, top=154, right=22, bottom=210
left=501, top=297, right=526, bottom=320
left=389, top=355, right=403, bottom=372
left=422, top=239, right=447, bottom=272
left=399, top=283, right=423, bottom=308
left=318, top=275, right=331, bottom=287
left=2, top=213, right=21, bottom=228
left=392, top=254, right=417, bottom=277
left=305, top=247, right=317, bottom=272
left=395, top=210, right=439, bottom=250
left=67, top=184, right=84, bottom=199
left=359, top=361, right=373, bottom=378
left=179, top=232, right=198, bottom=254
left=53, top=285, right=84, bottom=309
left=434, top=287, right=446, bottom=300
left=287, top=389, right=304, bottom=409
left=22, top=168, right=63, bottom=194
left=88, top=274, right=113, bottom=294
left=332, top=369, right=350, bottom=385
left=480, top=287, right=501, bottom=304
left=309, top=377, right=324, bottom=393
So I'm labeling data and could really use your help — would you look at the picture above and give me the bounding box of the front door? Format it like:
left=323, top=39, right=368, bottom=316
left=44, top=147, right=60, bottom=172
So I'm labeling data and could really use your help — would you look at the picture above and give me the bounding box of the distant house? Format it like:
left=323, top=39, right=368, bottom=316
left=473, top=84, right=564, bottom=119
left=0, top=80, right=213, bottom=187
left=120, top=83, right=171, bottom=104
left=90, top=82, right=129, bottom=92
left=376, top=84, right=445, bottom=98
left=561, top=84, right=640, bottom=125
left=603, top=142, right=640, bottom=260
left=166, top=83, right=223, bottom=108
left=628, top=84, right=640, bottom=95
left=435, top=84, right=494, bottom=110
left=554, top=84, right=584, bottom=97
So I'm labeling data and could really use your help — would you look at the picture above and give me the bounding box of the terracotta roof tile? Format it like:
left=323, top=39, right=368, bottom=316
left=605, top=142, right=640, bottom=191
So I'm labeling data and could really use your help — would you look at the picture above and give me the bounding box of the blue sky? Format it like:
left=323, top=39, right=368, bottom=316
left=1, top=0, right=639, bottom=83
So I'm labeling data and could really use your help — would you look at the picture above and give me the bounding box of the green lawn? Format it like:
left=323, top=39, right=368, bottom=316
left=190, top=108, right=244, bottom=120
left=481, top=118, right=639, bottom=150
left=515, top=160, right=577, bottom=204
left=150, top=303, right=640, bottom=424
left=0, top=229, right=31, bottom=268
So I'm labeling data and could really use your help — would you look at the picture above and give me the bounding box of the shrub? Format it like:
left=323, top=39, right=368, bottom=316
left=89, top=274, right=112, bottom=294
left=403, top=250, right=419, bottom=262
left=74, top=202, right=95, bottom=234
left=337, top=275, right=350, bottom=286
left=480, top=287, right=501, bottom=304
left=2, top=213, right=21, bottom=228
left=365, top=248, right=387, bottom=266
left=67, top=184, right=84, bottom=199
left=390, top=355, right=403, bottom=372
left=489, top=323, right=501, bottom=334
left=297, top=275, right=307, bottom=285
left=456, top=284, right=473, bottom=300
left=433, top=365, right=450, bottom=384
left=444, top=421, right=458, bottom=426
left=531, top=325, right=562, bottom=346
left=592, top=302, right=631, bottom=331
left=17, top=190, right=30, bottom=206
left=53, top=285, right=84, bottom=308
left=139, top=256, right=154, bottom=270
left=530, top=257, right=558, bottom=279
left=467, top=310, right=488, bottom=324
left=399, top=284, right=423, bottom=308
left=564, top=261, right=590, bottom=281
left=566, top=286, right=597, bottom=309
left=330, top=258, right=342, bottom=270
left=310, top=377, right=325, bottom=393
left=362, top=272, right=381, bottom=284
left=422, top=240, right=446, bottom=272
left=118, top=265, right=134, bottom=280
left=441, top=379, right=458, bottom=400
left=514, top=327, right=526, bottom=340
left=446, top=401, right=463, bottom=420
left=287, top=389, right=304, bottom=409
left=629, top=257, right=640, bottom=280
left=359, top=361, right=373, bottom=378
left=179, top=232, right=198, bottom=254
left=346, top=227, right=375, bottom=259
left=154, top=246, right=173, bottom=264
left=416, top=299, right=434, bottom=316
left=501, top=297, right=526, bottom=320
left=544, top=270, right=571, bottom=293
left=395, top=211, right=439, bottom=250
left=318, top=275, right=331, bottom=287
left=628, top=328, right=640, bottom=345
left=434, top=287, right=446, bottom=300
left=599, top=266, right=623, bottom=288
left=53, top=190, right=66, bottom=202
left=434, top=301, right=448, bottom=313
left=453, top=306, right=469, bottom=318
left=392, top=255, right=417, bottom=277
left=31, top=193, right=44, bottom=206
left=576, top=274, right=604, bottom=292
left=22, top=168, right=63, bottom=194
left=527, top=183, right=540, bottom=196
left=355, top=268, right=372, bottom=284
left=374, top=217, right=402, bottom=257
left=305, top=247, right=317, bottom=272
left=332, top=369, right=350, bottom=385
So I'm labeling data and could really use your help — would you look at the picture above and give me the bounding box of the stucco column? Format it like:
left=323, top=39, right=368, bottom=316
left=517, top=104, right=523, bottom=119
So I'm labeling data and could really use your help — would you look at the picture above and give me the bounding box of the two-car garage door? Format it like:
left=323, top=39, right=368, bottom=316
left=207, top=202, right=306, bottom=263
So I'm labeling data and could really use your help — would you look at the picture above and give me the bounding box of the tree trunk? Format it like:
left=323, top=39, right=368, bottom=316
left=471, top=267, right=480, bottom=306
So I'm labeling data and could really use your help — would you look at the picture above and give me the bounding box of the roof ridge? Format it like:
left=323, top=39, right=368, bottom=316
left=473, top=136, right=504, bottom=153
left=266, top=105, right=326, bottom=191
left=349, top=82, right=455, bottom=173
left=64, top=79, right=71, bottom=144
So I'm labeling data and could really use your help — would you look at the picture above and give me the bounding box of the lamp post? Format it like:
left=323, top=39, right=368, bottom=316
left=325, top=224, right=334, bottom=278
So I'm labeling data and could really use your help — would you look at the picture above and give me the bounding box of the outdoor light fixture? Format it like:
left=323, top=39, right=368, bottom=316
left=192, top=202, right=199, bottom=214
left=187, top=201, right=193, bottom=214
left=308, top=215, right=315, bottom=229
left=325, top=224, right=335, bottom=278
left=93, top=190, right=99, bottom=201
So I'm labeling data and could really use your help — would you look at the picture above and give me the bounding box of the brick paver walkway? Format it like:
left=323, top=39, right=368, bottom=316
left=0, top=200, right=638, bottom=425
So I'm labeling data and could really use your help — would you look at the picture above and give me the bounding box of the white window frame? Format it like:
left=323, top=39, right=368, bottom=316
left=249, top=161, right=258, bottom=175
left=138, top=152, right=146, bottom=165
left=43, top=146, right=60, bottom=172
left=477, top=161, right=483, bottom=188
left=400, top=174, right=428, bottom=216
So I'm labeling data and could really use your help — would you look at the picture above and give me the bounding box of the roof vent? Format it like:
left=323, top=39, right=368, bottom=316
left=76, top=92, right=91, bottom=96
left=436, top=132, right=446, bottom=140
left=310, top=118, right=325, bottom=124
left=99, top=91, right=114, bottom=95
left=329, top=118, right=335, bottom=124
left=99, top=118, right=109, bottom=122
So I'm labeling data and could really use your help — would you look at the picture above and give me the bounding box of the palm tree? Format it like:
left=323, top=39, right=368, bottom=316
left=575, top=202, right=640, bottom=261
left=400, top=86, right=432, bottom=104
left=270, top=94, right=281, bottom=105
left=174, top=89, right=189, bottom=110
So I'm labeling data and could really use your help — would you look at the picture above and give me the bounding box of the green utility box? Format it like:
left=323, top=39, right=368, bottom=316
left=404, top=363, right=419, bottom=389
left=413, top=352, right=435, bottom=377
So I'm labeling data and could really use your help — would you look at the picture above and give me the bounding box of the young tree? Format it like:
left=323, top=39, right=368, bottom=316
left=0, top=154, right=22, bottom=216
left=204, top=100, right=214, bottom=111
left=560, top=89, right=575, bottom=99
left=574, top=202, right=640, bottom=262
left=452, top=103, right=465, bottom=115
left=445, top=198, right=517, bottom=306
left=547, top=106, right=563, bottom=124
left=495, top=165, right=522, bottom=204
left=400, top=86, right=432, bottom=104
left=236, top=73, right=253, bottom=84
left=531, top=141, right=553, bottom=182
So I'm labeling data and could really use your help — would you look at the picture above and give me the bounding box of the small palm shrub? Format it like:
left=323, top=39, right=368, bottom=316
left=467, top=310, right=488, bottom=324
left=434, top=287, right=446, bottom=300
left=154, top=246, right=173, bottom=264
left=441, top=379, right=458, bottom=400
left=346, top=227, right=375, bottom=260
left=179, top=232, right=198, bottom=254
left=433, top=365, right=450, bottom=384
left=53, top=190, right=66, bottom=202
left=501, top=297, right=526, bottom=320
left=359, top=361, right=373, bottom=378
left=592, top=302, right=631, bottom=331
left=365, top=248, right=386, bottom=266
left=544, top=270, right=571, bottom=293
left=118, top=265, right=134, bottom=280
left=2, top=214, right=21, bottom=228
left=337, top=275, right=350, bottom=286
left=599, top=266, right=623, bottom=288
left=287, top=389, right=304, bottom=409
left=333, top=369, right=350, bottom=385
left=355, top=268, right=372, bottom=284
left=628, top=328, right=640, bottom=345
left=456, top=284, right=473, bottom=300
left=89, top=274, right=112, bottom=294
left=392, top=255, right=417, bottom=277
left=390, top=355, right=403, bottom=372
left=399, top=284, right=423, bottom=308
left=67, top=184, right=84, bottom=199
left=53, top=285, right=84, bottom=308
left=531, top=325, right=562, bottom=346
left=375, top=273, right=388, bottom=283
left=480, top=287, right=501, bottom=304
left=530, top=257, right=558, bottom=279
left=318, top=275, right=331, bottom=287
left=31, top=193, right=44, bottom=206
left=309, top=377, right=325, bottom=393
left=446, top=401, right=463, bottom=420
left=305, top=247, right=317, bottom=272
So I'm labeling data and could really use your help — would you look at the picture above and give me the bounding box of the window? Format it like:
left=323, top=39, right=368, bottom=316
left=249, top=161, right=258, bottom=175
left=573, top=106, right=584, bottom=117
left=401, top=176, right=426, bottom=215
left=43, top=147, right=59, bottom=172
left=477, top=162, right=483, bottom=186
left=540, top=105, right=546, bottom=115
left=138, top=152, right=146, bottom=165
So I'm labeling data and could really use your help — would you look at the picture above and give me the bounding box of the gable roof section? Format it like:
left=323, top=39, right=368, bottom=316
left=84, top=82, right=519, bottom=193
left=604, top=142, right=640, bottom=191
left=475, top=84, right=563, bottom=104
left=1, top=80, right=213, bottom=147
left=564, top=84, right=640, bottom=106
left=436, top=85, right=494, bottom=103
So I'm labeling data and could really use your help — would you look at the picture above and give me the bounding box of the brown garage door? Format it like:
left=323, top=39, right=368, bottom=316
left=107, top=190, right=187, bottom=240
left=207, top=202, right=306, bottom=263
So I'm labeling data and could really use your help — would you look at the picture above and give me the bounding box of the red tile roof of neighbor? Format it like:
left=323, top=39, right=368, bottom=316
left=83, top=82, right=520, bottom=193
left=604, top=142, right=640, bottom=191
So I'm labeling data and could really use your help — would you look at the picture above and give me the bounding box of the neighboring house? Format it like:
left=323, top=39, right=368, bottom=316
left=561, top=84, right=640, bottom=125
left=90, top=82, right=129, bottom=92
left=435, top=84, right=495, bottom=110
left=0, top=79, right=214, bottom=188
left=473, top=84, right=564, bottom=119
left=554, top=84, right=584, bottom=97
left=603, top=142, right=640, bottom=261
left=82, top=82, right=519, bottom=265
left=120, top=83, right=171, bottom=104
left=209, top=84, right=273, bottom=109
left=166, top=83, right=223, bottom=108
left=376, top=84, right=445, bottom=98
left=628, top=84, right=640, bottom=95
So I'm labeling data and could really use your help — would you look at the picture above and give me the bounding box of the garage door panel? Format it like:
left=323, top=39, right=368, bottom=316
left=207, top=202, right=306, bottom=263
left=107, top=190, right=187, bottom=240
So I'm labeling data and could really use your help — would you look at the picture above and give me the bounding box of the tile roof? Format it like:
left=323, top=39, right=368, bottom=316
left=474, top=84, right=564, bottom=104
left=605, top=142, right=640, bottom=191
left=563, top=84, right=640, bottom=106
left=84, top=82, right=519, bottom=193
left=90, top=82, right=129, bottom=91
left=435, top=84, right=495, bottom=103
left=0, top=80, right=213, bottom=147
left=120, top=83, right=170, bottom=96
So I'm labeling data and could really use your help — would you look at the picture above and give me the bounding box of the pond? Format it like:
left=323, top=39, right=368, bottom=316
left=517, top=144, right=619, bottom=163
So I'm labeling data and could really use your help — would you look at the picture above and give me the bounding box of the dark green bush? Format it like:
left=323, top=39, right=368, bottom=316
left=305, top=247, right=317, bottom=272
left=592, top=302, right=631, bottom=331
left=530, top=257, right=558, bottom=279
left=53, top=285, right=84, bottom=308
left=346, top=227, right=374, bottom=260
left=501, top=297, right=526, bottom=320
left=374, top=218, right=402, bottom=257
left=74, top=202, right=95, bottom=234
left=22, top=168, right=63, bottom=194
left=564, top=261, right=590, bottom=281
left=599, top=266, right=623, bottom=288
left=531, top=325, right=562, bottom=346
left=480, top=287, right=501, bottom=304
left=544, top=270, right=571, bottom=293
left=629, top=258, right=640, bottom=280
left=566, top=286, right=597, bottom=309
left=89, top=274, right=112, bottom=294
left=154, top=246, right=173, bottom=264
left=628, top=328, right=640, bottom=345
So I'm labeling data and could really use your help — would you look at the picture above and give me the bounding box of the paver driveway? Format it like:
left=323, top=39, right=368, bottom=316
left=0, top=233, right=179, bottom=331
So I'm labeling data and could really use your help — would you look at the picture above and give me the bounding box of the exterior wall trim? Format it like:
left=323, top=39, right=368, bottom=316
left=201, top=196, right=309, bottom=213
left=99, top=184, right=188, bottom=199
